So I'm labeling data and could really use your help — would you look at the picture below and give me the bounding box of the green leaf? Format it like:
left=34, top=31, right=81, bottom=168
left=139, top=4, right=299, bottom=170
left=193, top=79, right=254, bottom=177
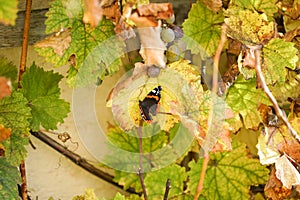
left=0, top=91, right=31, bottom=166
left=113, top=170, right=143, bottom=193
left=231, top=0, right=278, bottom=16
left=263, top=38, right=298, bottom=85
left=144, top=164, right=187, bottom=199
left=0, top=0, right=18, bottom=26
left=104, top=123, right=193, bottom=172
left=0, top=157, right=20, bottom=200
left=72, top=188, right=99, bottom=200
left=187, top=140, right=269, bottom=200
left=35, top=0, right=124, bottom=86
left=20, top=63, right=70, bottom=131
left=0, top=57, right=18, bottom=84
left=226, top=75, right=270, bottom=129
left=182, top=1, right=224, bottom=57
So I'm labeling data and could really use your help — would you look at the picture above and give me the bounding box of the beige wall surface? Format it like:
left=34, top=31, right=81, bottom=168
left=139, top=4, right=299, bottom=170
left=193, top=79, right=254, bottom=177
left=0, top=46, right=126, bottom=199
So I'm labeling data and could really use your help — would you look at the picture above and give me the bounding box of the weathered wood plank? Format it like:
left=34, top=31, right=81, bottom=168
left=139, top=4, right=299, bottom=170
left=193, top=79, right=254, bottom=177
left=0, top=9, right=48, bottom=48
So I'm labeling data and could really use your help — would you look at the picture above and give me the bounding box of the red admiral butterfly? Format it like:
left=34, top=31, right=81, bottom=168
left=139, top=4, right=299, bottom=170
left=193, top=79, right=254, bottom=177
left=139, top=86, right=162, bottom=124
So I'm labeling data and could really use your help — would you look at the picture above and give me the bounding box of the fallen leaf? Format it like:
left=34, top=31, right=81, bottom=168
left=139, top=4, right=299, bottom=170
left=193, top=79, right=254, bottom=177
left=0, top=77, right=11, bottom=99
left=275, top=154, right=300, bottom=189
left=0, top=124, right=11, bottom=143
left=34, top=29, right=71, bottom=56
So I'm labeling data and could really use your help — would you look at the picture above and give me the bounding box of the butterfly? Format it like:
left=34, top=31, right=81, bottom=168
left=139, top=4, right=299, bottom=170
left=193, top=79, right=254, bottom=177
left=139, top=86, right=162, bottom=124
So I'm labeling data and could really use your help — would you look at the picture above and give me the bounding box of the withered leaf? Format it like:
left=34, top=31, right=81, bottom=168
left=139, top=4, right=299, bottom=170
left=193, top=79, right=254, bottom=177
left=275, top=154, right=300, bottom=189
left=83, top=0, right=103, bottom=28
left=34, top=29, right=71, bottom=57
left=137, top=3, right=173, bottom=19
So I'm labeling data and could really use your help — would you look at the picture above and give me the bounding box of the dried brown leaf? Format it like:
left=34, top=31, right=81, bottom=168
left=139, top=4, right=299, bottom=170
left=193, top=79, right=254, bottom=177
left=265, top=168, right=292, bottom=200
left=34, top=29, right=71, bottom=56
left=83, top=0, right=103, bottom=28
left=201, top=0, right=222, bottom=13
left=137, top=3, right=173, bottom=19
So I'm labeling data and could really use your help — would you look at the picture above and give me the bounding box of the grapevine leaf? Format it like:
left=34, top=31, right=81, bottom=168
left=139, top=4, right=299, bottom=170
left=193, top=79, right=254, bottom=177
left=0, top=0, right=18, bottom=26
left=0, top=157, right=20, bottom=200
left=187, top=140, right=269, bottom=200
left=113, top=170, right=143, bottom=192
left=112, top=193, right=125, bottom=200
left=0, top=92, right=31, bottom=165
left=263, top=38, right=298, bottom=85
left=0, top=57, right=18, bottom=84
left=72, top=188, right=99, bottom=200
left=182, top=1, right=224, bottom=57
left=231, top=0, right=278, bottom=16
left=104, top=123, right=193, bottom=172
left=144, top=164, right=187, bottom=199
left=224, top=8, right=274, bottom=45
left=226, top=75, right=270, bottom=129
left=35, top=0, right=123, bottom=87
left=20, top=63, right=70, bottom=131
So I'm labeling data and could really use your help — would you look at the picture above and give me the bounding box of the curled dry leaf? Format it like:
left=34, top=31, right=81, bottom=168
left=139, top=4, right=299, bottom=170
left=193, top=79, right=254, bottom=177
left=83, top=0, right=103, bottom=28
left=275, top=154, right=300, bottom=189
left=34, top=29, right=71, bottom=56
left=137, top=3, right=173, bottom=19
left=0, top=77, right=11, bottom=99
left=136, top=26, right=166, bottom=67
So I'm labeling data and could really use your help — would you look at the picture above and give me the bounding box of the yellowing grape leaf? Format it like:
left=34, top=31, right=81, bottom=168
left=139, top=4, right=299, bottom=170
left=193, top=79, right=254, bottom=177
left=231, top=0, right=278, bottom=16
left=20, top=63, right=70, bottom=131
left=182, top=1, right=224, bottom=57
left=144, top=164, right=187, bottom=199
left=72, top=188, right=99, bottom=200
left=113, top=170, right=143, bottom=193
left=225, top=8, right=274, bottom=45
left=35, top=0, right=123, bottom=87
left=0, top=157, right=21, bottom=200
left=0, top=92, right=31, bottom=166
left=187, top=140, right=269, bottom=200
left=0, top=0, right=18, bottom=26
left=226, top=75, right=270, bottom=129
left=263, top=38, right=298, bottom=85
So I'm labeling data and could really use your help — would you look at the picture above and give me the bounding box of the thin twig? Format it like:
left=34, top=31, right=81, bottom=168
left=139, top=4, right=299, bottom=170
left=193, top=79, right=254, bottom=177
left=19, top=0, right=32, bottom=199
left=19, top=0, right=32, bottom=83
left=137, top=126, right=148, bottom=200
left=31, top=131, right=138, bottom=194
left=163, top=178, right=171, bottom=200
left=19, top=161, right=28, bottom=200
left=212, top=24, right=227, bottom=94
left=253, top=46, right=300, bottom=143
left=194, top=155, right=210, bottom=200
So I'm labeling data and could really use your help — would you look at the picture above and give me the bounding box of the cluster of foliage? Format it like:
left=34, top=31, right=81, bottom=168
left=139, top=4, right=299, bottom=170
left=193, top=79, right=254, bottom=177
left=1, top=0, right=300, bottom=199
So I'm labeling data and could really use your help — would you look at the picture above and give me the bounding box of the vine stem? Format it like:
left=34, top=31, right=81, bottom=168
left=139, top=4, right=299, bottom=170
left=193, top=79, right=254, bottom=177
left=18, top=0, right=32, bottom=199
left=194, top=155, right=210, bottom=200
left=253, top=45, right=300, bottom=143
left=163, top=178, right=171, bottom=200
left=193, top=24, right=226, bottom=200
left=137, top=126, right=148, bottom=200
